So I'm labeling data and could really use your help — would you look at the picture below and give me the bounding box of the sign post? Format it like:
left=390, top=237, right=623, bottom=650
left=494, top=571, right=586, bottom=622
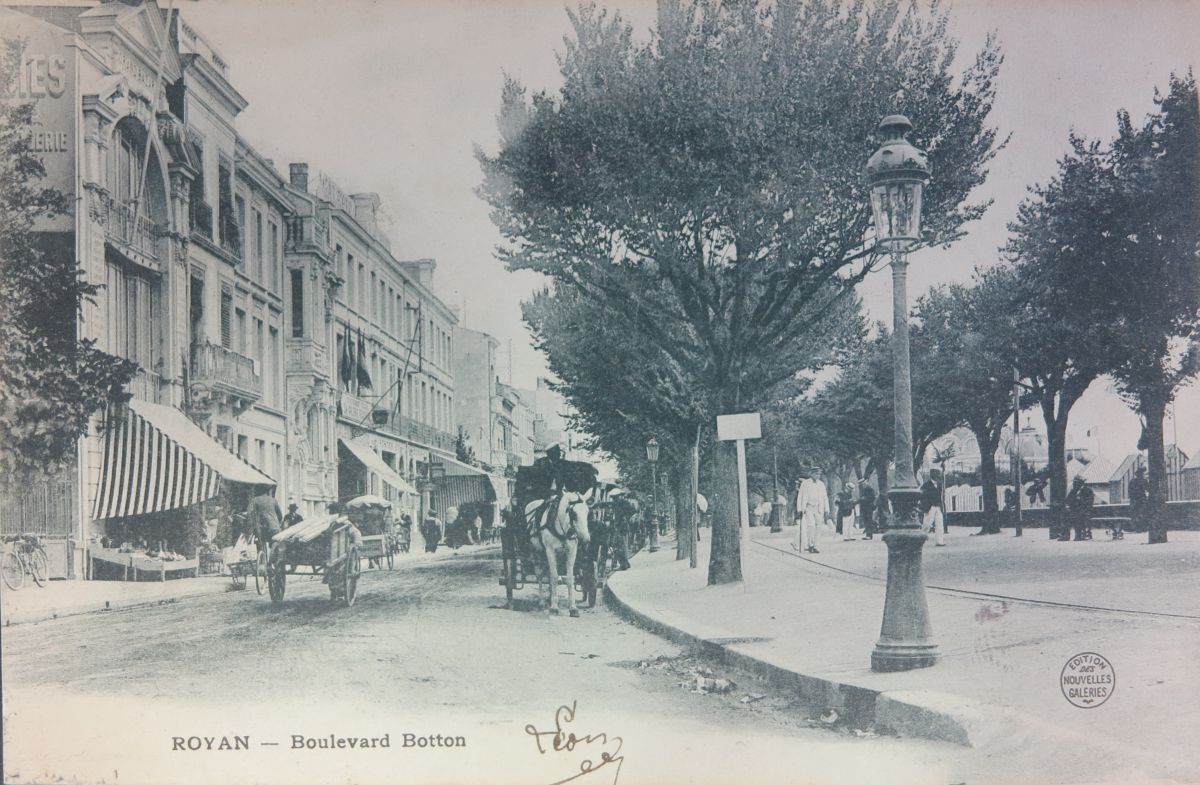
left=716, top=413, right=762, bottom=563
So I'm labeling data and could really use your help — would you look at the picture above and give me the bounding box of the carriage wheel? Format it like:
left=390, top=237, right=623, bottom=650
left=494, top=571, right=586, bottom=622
left=268, top=557, right=286, bottom=604
left=342, top=548, right=361, bottom=607
left=230, top=568, right=246, bottom=590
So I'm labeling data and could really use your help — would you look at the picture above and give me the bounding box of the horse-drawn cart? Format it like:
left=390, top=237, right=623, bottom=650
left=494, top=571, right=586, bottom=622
left=267, top=515, right=362, bottom=607
left=500, top=461, right=599, bottom=614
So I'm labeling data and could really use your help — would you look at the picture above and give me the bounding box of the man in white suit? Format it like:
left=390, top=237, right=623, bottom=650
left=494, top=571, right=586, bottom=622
left=795, top=467, right=831, bottom=554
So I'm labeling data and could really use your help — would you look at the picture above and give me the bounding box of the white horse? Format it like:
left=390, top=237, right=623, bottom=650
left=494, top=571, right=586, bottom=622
left=525, top=492, right=591, bottom=617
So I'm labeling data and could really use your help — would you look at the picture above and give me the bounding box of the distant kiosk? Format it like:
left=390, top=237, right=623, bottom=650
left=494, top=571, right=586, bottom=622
left=716, top=412, right=762, bottom=560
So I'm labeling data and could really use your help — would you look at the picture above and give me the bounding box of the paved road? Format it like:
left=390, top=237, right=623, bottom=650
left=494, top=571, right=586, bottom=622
left=2, top=550, right=984, bottom=785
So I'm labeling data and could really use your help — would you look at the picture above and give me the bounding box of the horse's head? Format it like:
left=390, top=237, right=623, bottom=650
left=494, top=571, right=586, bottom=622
left=566, top=493, right=591, bottom=544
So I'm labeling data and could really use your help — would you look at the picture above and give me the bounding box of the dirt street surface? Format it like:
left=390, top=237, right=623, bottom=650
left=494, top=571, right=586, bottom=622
left=1, top=551, right=991, bottom=785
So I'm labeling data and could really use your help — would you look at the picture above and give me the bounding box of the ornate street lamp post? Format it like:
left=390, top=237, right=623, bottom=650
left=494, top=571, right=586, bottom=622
left=865, top=115, right=938, bottom=672
left=646, top=437, right=660, bottom=553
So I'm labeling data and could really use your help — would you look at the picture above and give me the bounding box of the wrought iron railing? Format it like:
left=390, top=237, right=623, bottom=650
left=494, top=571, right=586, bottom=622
left=191, top=342, right=261, bottom=401
left=105, top=199, right=162, bottom=260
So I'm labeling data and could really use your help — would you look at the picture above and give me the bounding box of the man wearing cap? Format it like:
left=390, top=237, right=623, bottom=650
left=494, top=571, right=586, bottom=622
left=920, top=469, right=946, bottom=547
left=245, top=485, right=283, bottom=545
left=795, top=467, right=830, bottom=554
left=283, top=502, right=304, bottom=530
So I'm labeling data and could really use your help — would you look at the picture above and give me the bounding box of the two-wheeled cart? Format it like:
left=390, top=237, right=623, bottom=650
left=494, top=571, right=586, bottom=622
left=344, top=495, right=396, bottom=570
left=266, top=515, right=362, bottom=607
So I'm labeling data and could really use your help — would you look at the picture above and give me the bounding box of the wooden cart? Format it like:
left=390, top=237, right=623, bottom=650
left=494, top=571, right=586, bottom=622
left=344, top=496, right=395, bottom=570
left=266, top=515, right=362, bottom=607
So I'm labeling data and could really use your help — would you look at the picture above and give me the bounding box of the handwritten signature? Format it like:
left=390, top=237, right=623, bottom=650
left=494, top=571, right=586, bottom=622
left=525, top=700, right=624, bottom=785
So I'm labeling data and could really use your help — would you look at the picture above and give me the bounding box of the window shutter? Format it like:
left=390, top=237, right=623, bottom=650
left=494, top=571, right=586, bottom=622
left=220, top=289, right=232, bottom=348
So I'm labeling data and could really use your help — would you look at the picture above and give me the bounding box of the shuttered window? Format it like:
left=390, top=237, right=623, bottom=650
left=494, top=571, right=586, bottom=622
left=291, top=269, right=304, bottom=337
left=220, top=289, right=232, bottom=348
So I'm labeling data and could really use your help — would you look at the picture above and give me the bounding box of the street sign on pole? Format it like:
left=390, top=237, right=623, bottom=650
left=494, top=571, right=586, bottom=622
left=717, top=413, right=762, bottom=561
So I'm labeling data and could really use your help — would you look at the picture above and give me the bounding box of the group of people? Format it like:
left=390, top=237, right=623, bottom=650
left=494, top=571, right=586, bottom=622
left=790, top=467, right=947, bottom=553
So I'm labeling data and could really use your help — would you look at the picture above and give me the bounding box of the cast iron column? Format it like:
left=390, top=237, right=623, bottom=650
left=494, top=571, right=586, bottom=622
left=871, top=251, right=939, bottom=672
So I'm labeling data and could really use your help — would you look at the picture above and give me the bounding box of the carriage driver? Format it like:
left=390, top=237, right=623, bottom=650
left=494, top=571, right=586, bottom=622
left=530, top=443, right=571, bottom=500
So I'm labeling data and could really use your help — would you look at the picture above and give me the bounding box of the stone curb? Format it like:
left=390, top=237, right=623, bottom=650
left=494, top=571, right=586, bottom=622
left=603, top=569, right=980, bottom=747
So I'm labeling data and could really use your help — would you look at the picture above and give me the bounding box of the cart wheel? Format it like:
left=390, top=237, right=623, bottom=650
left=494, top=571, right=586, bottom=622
left=343, top=547, right=361, bottom=607
left=254, top=550, right=268, bottom=595
left=2, top=551, right=24, bottom=591
left=268, top=557, right=286, bottom=604
left=230, top=569, right=246, bottom=589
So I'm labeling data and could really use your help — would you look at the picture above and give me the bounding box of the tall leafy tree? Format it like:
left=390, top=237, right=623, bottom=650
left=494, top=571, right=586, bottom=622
left=1103, top=74, right=1200, bottom=543
left=913, top=266, right=1031, bottom=533
left=480, top=0, right=1003, bottom=583
left=0, top=39, right=135, bottom=480
left=1009, top=73, right=1200, bottom=541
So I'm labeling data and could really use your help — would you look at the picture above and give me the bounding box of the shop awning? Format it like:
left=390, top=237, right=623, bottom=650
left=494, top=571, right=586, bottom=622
left=91, top=400, right=275, bottom=520
left=431, top=475, right=496, bottom=516
left=339, top=438, right=416, bottom=496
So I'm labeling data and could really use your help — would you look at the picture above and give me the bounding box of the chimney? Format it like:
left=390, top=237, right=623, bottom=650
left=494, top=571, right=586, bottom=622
left=351, top=193, right=381, bottom=237
left=289, top=163, right=309, bottom=192
left=400, top=258, right=437, bottom=289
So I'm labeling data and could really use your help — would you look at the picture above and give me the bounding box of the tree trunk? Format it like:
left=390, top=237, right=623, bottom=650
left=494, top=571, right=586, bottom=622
left=690, top=423, right=700, bottom=568
left=707, top=436, right=743, bottom=585
left=1039, top=396, right=1068, bottom=537
left=974, top=426, right=1001, bottom=534
left=1143, top=399, right=1169, bottom=544
left=674, top=467, right=689, bottom=560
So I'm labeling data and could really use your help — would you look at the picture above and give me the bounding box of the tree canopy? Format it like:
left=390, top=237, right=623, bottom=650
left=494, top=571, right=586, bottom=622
left=480, top=0, right=1004, bottom=582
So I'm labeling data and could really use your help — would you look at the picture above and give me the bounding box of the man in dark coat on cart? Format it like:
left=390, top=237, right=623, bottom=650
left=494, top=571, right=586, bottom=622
left=246, top=486, right=283, bottom=544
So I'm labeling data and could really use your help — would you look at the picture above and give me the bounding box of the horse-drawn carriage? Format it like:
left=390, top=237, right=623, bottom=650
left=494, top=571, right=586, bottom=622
left=500, top=459, right=599, bottom=615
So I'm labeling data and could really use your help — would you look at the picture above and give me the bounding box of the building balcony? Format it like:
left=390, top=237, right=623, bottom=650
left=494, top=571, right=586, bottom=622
left=189, top=341, right=261, bottom=414
left=105, top=199, right=164, bottom=266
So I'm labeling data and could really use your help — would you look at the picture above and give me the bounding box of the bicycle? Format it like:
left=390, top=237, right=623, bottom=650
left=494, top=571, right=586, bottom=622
left=2, top=533, right=49, bottom=590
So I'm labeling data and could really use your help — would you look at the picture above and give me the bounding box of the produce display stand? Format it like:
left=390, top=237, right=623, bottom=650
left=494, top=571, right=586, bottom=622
left=266, top=515, right=361, bottom=607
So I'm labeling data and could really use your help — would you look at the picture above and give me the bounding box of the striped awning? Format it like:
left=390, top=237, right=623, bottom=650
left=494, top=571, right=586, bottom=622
left=91, top=400, right=275, bottom=520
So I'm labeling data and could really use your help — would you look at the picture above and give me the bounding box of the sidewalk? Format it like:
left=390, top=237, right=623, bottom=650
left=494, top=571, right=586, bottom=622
left=1, top=542, right=499, bottom=627
left=606, top=526, right=1200, bottom=785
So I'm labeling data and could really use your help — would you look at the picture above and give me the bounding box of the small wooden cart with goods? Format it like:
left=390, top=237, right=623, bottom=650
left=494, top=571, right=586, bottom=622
left=343, top=495, right=396, bottom=570
left=266, top=515, right=362, bottom=607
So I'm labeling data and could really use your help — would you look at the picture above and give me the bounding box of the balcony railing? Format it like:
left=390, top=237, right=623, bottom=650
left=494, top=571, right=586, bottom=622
left=338, top=394, right=454, bottom=451
left=190, top=341, right=261, bottom=404
left=105, top=200, right=162, bottom=261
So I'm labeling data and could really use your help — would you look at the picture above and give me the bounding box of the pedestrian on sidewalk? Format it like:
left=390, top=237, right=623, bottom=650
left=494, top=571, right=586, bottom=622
left=1127, top=466, right=1149, bottom=535
left=422, top=509, right=443, bottom=553
left=836, top=483, right=857, bottom=541
left=1067, top=476, right=1095, bottom=541
left=920, top=469, right=945, bottom=546
left=858, top=483, right=877, bottom=539
left=795, top=467, right=830, bottom=554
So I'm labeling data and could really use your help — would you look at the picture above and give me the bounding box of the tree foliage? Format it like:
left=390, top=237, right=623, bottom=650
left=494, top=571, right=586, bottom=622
left=0, top=39, right=136, bottom=480
left=1009, top=71, right=1200, bottom=540
left=480, top=0, right=1004, bottom=582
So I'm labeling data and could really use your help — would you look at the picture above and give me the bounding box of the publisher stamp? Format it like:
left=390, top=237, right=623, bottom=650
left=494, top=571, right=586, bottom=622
left=1060, top=652, right=1115, bottom=708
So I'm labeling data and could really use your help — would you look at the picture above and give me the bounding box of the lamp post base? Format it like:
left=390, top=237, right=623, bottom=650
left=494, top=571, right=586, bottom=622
left=871, top=486, right=938, bottom=673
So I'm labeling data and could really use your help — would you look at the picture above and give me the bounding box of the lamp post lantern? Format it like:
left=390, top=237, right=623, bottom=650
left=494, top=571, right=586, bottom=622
left=865, top=115, right=939, bottom=672
left=646, top=437, right=660, bottom=553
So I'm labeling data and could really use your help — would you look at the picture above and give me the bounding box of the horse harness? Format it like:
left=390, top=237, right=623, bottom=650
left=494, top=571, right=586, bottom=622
left=530, top=492, right=577, bottom=544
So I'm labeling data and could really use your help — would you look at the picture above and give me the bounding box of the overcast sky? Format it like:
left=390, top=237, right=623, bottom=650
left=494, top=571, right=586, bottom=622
left=182, top=0, right=1200, bottom=461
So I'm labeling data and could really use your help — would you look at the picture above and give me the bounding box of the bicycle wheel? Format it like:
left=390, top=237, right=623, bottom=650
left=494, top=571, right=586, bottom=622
left=1, top=551, right=24, bottom=590
left=255, top=549, right=268, bottom=595
left=30, top=549, right=49, bottom=587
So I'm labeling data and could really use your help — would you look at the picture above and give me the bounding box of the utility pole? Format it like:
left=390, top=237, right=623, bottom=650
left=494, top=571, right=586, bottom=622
left=1013, top=364, right=1023, bottom=537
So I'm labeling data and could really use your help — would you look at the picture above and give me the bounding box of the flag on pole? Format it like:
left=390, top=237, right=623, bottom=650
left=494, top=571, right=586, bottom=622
left=356, top=326, right=373, bottom=391
left=339, top=322, right=353, bottom=390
